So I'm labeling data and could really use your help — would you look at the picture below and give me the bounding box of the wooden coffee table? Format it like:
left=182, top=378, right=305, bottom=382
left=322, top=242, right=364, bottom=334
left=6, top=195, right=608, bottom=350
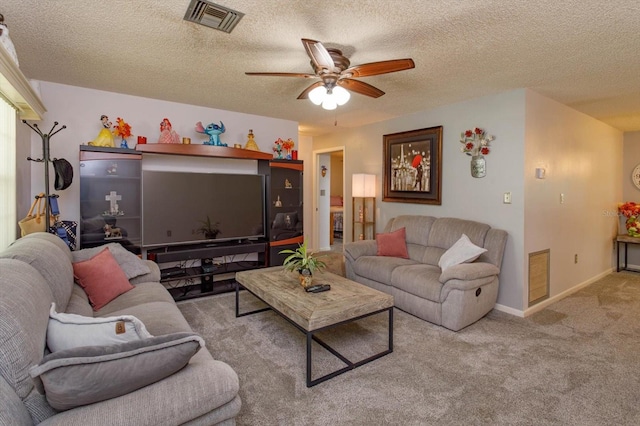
left=235, top=267, right=394, bottom=387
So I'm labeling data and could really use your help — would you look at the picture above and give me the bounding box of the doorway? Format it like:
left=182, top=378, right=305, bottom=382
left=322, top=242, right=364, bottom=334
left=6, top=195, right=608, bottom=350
left=313, top=147, right=345, bottom=252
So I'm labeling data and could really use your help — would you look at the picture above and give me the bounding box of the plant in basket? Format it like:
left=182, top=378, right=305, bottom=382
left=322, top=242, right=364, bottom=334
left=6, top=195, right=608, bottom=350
left=280, top=242, right=326, bottom=288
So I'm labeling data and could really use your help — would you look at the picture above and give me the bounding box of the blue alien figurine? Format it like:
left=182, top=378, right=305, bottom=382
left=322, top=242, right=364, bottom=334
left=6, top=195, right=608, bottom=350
left=195, top=121, right=227, bottom=146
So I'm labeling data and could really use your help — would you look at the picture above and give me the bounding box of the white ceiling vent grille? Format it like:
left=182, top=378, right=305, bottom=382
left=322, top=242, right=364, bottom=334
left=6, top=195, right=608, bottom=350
left=184, top=1, right=244, bottom=33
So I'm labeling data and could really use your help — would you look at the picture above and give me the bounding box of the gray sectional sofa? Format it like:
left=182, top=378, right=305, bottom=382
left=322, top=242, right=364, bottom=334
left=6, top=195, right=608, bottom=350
left=344, top=215, right=508, bottom=331
left=0, top=232, right=240, bottom=425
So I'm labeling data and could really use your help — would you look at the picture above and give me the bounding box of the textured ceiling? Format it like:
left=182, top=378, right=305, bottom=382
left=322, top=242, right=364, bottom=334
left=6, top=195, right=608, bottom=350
left=2, top=0, right=640, bottom=136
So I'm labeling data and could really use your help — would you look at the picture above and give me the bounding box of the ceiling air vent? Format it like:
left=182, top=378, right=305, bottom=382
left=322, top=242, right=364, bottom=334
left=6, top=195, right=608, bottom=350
left=184, top=0, right=244, bottom=33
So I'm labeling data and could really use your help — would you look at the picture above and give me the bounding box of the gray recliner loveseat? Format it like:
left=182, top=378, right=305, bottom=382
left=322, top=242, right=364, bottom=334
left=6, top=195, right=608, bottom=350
left=344, top=215, right=508, bottom=331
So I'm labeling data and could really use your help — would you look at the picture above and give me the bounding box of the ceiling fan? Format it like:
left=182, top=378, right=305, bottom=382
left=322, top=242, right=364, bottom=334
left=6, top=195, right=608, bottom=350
left=246, top=38, right=415, bottom=109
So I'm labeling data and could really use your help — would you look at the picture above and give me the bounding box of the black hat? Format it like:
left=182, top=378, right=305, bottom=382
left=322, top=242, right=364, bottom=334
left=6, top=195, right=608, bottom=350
left=53, top=158, right=73, bottom=190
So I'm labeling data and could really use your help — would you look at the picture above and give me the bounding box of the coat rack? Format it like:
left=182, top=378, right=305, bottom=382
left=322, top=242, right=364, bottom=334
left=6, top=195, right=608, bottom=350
left=23, top=120, right=66, bottom=232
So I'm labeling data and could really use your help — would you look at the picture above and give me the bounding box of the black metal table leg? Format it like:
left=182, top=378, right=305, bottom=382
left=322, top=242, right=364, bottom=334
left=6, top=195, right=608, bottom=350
left=235, top=281, right=271, bottom=318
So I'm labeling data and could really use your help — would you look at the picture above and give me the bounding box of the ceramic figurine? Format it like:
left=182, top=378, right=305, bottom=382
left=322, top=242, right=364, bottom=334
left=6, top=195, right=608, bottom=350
left=244, top=129, right=260, bottom=151
left=158, top=118, right=181, bottom=144
left=113, top=117, right=132, bottom=148
left=88, top=115, right=115, bottom=147
left=195, top=121, right=227, bottom=146
left=104, top=224, right=122, bottom=239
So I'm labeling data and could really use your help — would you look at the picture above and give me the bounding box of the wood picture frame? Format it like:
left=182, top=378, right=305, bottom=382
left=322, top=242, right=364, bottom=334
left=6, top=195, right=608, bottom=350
left=383, top=126, right=443, bottom=204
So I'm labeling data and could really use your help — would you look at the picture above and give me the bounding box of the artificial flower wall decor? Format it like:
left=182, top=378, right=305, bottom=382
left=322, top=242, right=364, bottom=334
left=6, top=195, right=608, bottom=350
left=460, top=127, right=495, bottom=178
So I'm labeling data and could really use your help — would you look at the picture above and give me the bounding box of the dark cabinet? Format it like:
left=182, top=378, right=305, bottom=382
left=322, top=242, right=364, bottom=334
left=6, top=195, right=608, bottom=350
left=261, top=159, right=304, bottom=265
left=79, top=146, right=141, bottom=253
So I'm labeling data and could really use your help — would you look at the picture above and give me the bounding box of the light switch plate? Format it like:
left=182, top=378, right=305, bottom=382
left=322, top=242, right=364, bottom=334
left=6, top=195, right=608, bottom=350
left=503, top=192, right=512, bottom=204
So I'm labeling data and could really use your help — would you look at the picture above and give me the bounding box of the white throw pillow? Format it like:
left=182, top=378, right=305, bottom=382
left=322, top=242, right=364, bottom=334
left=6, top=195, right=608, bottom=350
left=47, top=303, right=153, bottom=352
left=438, top=234, right=487, bottom=272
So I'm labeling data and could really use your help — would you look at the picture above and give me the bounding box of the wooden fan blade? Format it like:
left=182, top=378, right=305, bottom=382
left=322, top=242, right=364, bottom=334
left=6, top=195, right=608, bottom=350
left=344, top=59, right=415, bottom=77
left=302, top=38, right=335, bottom=71
left=338, top=79, right=385, bottom=98
left=245, top=72, right=317, bottom=78
left=297, top=81, right=324, bottom=99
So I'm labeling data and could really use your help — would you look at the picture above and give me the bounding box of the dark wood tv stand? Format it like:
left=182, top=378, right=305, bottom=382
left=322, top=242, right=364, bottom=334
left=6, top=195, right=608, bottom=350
left=80, top=144, right=303, bottom=301
left=147, top=240, right=269, bottom=301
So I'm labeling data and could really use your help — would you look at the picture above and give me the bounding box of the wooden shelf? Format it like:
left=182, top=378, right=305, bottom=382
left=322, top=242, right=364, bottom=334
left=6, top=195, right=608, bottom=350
left=135, top=143, right=273, bottom=160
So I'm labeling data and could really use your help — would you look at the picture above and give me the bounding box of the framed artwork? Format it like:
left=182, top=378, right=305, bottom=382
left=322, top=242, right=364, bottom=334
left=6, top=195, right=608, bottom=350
left=383, top=126, right=443, bottom=204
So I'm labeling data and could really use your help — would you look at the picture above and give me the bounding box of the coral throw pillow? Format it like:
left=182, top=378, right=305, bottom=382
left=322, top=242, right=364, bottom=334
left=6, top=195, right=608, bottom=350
left=376, top=227, right=409, bottom=258
left=72, top=248, right=134, bottom=311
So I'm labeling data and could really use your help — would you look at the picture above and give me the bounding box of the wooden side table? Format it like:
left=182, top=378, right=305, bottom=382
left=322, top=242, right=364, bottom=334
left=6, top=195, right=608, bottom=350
left=616, top=234, right=640, bottom=272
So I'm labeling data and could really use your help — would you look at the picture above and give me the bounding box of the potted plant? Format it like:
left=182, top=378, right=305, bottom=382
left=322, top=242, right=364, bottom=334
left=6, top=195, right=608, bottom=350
left=197, top=216, right=221, bottom=239
left=280, top=242, right=326, bottom=288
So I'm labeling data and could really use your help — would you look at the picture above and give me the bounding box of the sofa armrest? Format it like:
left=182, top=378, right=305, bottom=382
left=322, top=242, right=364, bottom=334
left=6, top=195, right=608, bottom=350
left=344, top=240, right=378, bottom=262
left=129, top=260, right=161, bottom=285
left=439, top=262, right=500, bottom=284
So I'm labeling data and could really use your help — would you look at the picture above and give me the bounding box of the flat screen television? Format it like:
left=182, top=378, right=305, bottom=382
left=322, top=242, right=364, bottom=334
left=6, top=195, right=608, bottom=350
left=142, top=170, right=265, bottom=247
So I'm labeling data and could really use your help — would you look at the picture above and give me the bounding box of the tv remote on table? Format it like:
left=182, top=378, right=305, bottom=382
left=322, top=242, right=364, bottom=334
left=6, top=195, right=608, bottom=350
left=305, top=284, right=331, bottom=293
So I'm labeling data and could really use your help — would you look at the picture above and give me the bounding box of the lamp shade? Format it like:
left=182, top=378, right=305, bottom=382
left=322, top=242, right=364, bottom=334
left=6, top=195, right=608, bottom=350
left=352, top=174, right=376, bottom=198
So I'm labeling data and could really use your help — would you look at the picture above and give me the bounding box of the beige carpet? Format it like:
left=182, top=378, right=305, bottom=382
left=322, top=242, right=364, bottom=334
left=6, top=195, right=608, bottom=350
left=177, top=270, right=640, bottom=425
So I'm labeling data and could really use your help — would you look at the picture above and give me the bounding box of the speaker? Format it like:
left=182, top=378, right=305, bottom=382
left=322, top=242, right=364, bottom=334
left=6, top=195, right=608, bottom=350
left=200, top=274, right=214, bottom=293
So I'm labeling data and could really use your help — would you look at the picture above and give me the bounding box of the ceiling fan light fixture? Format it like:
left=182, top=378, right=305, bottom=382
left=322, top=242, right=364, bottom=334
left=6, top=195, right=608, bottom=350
left=333, top=86, right=350, bottom=105
left=322, top=97, right=337, bottom=110
left=309, top=86, right=326, bottom=105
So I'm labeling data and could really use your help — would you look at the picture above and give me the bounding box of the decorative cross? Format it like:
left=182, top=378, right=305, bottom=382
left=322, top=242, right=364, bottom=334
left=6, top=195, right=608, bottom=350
left=105, top=191, right=122, bottom=214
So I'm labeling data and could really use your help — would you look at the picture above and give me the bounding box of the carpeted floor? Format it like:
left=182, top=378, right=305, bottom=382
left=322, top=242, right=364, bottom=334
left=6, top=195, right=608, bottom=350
left=177, top=269, right=640, bottom=425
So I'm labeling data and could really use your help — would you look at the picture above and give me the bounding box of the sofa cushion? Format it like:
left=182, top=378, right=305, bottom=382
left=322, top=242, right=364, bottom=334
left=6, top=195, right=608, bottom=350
left=72, top=243, right=151, bottom=280
left=438, top=234, right=487, bottom=271
left=386, top=215, right=436, bottom=246
left=72, top=247, right=134, bottom=310
left=423, top=218, right=490, bottom=265
left=2, top=235, right=74, bottom=312
left=0, top=375, right=33, bottom=426
left=376, top=227, right=409, bottom=258
left=352, top=255, right=416, bottom=285
left=47, top=303, right=152, bottom=352
left=391, top=264, right=443, bottom=302
left=94, top=281, right=176, bottom=317
left=22, top=232, right=73, bottom=262
left=0, top=259, right=57, bottom=423
left=102, top=301, right=195, bottom=336
left=29, top=332, right=204, bottom=411
left=65, top=284, right=94, bottom=317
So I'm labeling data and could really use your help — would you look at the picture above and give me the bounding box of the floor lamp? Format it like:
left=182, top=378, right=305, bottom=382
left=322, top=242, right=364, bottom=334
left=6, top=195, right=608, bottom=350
left=352, top=174, right=376, bottom=241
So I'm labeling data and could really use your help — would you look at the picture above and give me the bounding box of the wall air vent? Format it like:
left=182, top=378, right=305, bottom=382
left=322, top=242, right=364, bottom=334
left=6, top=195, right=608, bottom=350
left=184, top=0, right=244, bottom=33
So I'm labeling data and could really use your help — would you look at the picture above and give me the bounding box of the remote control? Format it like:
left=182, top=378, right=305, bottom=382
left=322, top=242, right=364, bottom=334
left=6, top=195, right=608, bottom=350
left=309, top=284, right=331, bottom=293
left=305, top=284, right=324, bottom=292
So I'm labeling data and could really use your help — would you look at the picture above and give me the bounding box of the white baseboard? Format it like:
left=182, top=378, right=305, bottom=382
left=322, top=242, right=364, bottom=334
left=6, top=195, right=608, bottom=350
left=494, top=268, right=615, bottom=318
left=621, top=263, right=640, bottom=271
left=494, top=303, right=524, bottom=317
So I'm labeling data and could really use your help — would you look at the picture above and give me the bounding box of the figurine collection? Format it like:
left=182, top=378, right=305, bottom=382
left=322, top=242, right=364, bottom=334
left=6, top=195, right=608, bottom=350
left=86, top=116, right=297, bottom=159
